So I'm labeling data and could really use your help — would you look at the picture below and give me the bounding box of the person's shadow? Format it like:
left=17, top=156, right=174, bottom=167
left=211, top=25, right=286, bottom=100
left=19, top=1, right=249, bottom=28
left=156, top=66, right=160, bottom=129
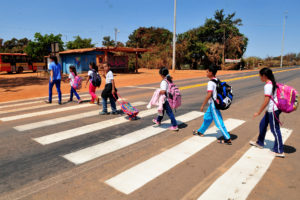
left=265, top=139, right=296, bottom=154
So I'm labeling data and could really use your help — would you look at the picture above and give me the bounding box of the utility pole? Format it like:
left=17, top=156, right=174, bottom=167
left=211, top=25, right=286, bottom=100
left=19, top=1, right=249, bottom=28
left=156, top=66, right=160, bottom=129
left=280, top=11, right=287, bottom=68
left=114, top=28, right=119, bottom=47
left=172, top=0, right=176, bottom=72
left=222, top=24, right=226, bottom=66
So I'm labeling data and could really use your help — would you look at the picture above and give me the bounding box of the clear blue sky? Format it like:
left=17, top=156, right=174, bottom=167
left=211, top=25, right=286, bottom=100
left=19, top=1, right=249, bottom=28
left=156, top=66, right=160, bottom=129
left=1, top=0, right=299, bottom=58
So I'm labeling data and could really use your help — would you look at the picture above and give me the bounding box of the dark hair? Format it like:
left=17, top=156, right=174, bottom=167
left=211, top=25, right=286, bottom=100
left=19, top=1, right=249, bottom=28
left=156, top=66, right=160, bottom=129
left=159, top=67, right=172, bottom=83
left=50, top=55, right=58, bottom=65
left=208, top=65, right=218, bottom=76
left=89, top=62, right=98, bottom=71
left=259, top=67, right=277, bottom=94
left=69, top=65, right=77, bottom=76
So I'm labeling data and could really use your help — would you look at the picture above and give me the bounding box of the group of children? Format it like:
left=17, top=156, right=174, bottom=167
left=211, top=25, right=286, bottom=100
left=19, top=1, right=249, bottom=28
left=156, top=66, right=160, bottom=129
left=47, top=57, right=286, bottom=158
left=155, top=66, right=286, bottom=158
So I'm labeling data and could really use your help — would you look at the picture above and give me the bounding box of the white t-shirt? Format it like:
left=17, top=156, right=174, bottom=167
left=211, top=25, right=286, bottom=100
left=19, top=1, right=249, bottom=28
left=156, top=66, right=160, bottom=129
left=106, top=71, right=114, bottom=84
left=69, top=72, right=75, bottom=86
left=207, top=78, right=217, bottom=104
left=88, top=70, right=93, bottom=83
left=264, top=81, right=278, bottom=112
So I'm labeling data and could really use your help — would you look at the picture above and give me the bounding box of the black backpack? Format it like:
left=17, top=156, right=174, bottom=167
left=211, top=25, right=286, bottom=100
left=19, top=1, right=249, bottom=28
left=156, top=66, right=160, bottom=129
left=211, top=79, right=233, bottom=110
left=91, top=69, right=101, bottom=87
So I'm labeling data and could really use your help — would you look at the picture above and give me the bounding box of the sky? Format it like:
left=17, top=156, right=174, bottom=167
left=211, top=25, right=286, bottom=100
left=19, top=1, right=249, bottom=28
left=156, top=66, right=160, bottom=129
left=1, top=0, right=299, bottom=58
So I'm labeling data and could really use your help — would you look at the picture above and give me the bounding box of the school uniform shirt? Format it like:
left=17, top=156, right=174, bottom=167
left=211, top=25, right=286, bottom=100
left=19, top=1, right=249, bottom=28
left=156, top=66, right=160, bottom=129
left=208, top=78, right=217, bottom=104
left=265, top=81, right=278, bottom=112
left=88, top=70, right=93, bottom=83
left=106, top=71, right=114, bottom=84
left=69, top=73, right=75, bottom=86
left=160, top=79, right=169, bottom=100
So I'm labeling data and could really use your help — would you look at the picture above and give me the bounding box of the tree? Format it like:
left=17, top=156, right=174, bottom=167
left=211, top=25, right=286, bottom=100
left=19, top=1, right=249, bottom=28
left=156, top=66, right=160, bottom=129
left=25, top=33, right=64, bottom=61
left=102, top=36, right=115, bottom=47
left=126, top=27, right=172, bottom=48
left=0, top=37, right=30, bottom=53
left=66, top=36, right=95, bottom=49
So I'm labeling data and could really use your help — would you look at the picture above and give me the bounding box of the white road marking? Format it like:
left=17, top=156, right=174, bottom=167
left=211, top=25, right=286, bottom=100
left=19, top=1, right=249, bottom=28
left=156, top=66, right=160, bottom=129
left=33, top=108, right=159, bottom=145
left=105, top=118, right=245, bottom=194
left=14, top=101, right=147, bottom=131
left=197, top=128, right=292, bottom=200
left=0, top=94, right=91, bottom=110
left=63, top=111, right=204, bottom=165
left=0, top=92, right=90, bottom=105
left=0, top=104, right=95, bottom=122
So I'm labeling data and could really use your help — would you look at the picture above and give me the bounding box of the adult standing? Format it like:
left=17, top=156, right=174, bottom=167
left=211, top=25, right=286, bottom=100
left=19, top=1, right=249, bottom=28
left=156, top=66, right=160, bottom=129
left=45, top=55, right=62, bottom=104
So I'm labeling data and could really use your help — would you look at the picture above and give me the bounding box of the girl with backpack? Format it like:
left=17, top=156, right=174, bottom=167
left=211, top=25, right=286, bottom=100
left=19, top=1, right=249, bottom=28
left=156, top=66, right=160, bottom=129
left=68, top=66, right=82, bottom=104
left=152, top=67, right=178, bottom=131
left=85, top=62, right=99, bottom=104
left=250, top=67, right=285, bottom=157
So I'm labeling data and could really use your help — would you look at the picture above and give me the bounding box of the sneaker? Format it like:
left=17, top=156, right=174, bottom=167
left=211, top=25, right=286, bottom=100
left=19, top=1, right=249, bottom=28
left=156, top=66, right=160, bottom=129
left=249, top=141, right=264, bottom=149
left=99, top=111, right=109, bottom=115
left=78, top=100, right=82, bottom=104
left=67, top=99, right=73, bottom=102
left=169, top=126, right=179, bottom=131
left=58, top=102, right=62, bottom=105
left=45, top=100, right=52, bottom=104
left=152, top=119, right=161, bottom=126
left=111, top=111, right=118, bottom=115
left=274, top=152, right=285, bottom=158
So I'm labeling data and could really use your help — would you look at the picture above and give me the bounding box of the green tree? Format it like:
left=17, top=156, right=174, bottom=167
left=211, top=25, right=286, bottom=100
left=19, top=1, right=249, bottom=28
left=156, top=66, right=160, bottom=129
left=102, top=36, right=115, bottom=47
left=25, top=33, right=64, bottom=61
left=66, top=36, right=95, bottom=49
left=0, top=37, right=30, bottom=53
left=126, top=27, right=172, bottom=48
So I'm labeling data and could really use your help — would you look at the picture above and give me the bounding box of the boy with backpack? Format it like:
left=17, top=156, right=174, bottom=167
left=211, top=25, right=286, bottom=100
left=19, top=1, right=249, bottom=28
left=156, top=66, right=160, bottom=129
left=193, top=65, right=232, bottom=145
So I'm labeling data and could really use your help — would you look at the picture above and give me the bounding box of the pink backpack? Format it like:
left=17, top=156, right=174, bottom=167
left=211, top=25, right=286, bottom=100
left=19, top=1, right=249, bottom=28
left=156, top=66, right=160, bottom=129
left=165, top=79, right=181, bottom=109
left=72, top=72, right=82, bottom=90
left=272, top=83, right=298, bottom=113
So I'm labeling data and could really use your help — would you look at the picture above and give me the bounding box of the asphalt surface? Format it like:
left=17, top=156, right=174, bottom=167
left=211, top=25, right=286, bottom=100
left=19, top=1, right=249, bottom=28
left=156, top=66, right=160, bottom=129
left=0, top=67, right=299, bottom=200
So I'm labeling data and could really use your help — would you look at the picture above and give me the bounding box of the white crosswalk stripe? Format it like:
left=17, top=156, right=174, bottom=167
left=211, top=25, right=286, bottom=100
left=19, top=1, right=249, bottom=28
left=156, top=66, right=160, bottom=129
left=105, top=118, right=245, bottom=194
left=0, top=103, right=96, bottom=122
left=14, top=101, right=147, bottom=131
left=63, top=111, right=204, bottom=165
left=0, top=94, right=91, bottom=110
left=197, top=128, right=292, bottom=200
left=33, top=108, right=159, bottom=145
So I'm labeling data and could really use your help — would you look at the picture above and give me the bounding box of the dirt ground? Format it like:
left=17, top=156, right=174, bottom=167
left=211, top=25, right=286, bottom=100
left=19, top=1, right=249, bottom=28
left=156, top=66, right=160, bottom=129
left=0, top=68, right=251, bottom=103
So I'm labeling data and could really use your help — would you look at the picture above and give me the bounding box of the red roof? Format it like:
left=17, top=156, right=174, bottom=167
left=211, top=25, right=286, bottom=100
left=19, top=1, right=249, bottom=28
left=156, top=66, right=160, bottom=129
left=59, top=47, right=148, bottom=54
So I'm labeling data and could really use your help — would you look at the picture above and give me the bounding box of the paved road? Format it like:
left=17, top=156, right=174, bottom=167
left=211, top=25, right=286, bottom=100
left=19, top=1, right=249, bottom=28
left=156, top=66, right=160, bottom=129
left=0, top=67, right=299, bottom=200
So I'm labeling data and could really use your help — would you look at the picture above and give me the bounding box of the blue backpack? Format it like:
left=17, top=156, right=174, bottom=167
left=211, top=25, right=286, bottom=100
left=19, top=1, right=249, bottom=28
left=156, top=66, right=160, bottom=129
left=211, top=79, right=233, bottom=110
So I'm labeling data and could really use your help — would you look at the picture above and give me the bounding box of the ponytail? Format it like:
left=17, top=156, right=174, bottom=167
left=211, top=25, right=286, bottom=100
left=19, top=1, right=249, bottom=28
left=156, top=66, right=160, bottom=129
left=259, top=67, right=277, bottom=94
left=159, top=67, right=173, bottom=83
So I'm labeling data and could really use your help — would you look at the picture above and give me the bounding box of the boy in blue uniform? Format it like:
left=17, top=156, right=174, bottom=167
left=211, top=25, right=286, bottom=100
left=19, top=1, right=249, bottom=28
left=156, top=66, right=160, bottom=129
left=193, top=65, right=232, bottom=145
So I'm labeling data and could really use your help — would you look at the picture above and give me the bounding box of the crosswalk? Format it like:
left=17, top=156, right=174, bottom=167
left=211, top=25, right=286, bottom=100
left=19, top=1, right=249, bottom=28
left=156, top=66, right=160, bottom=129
left=0, top=95, right=294, bottom=199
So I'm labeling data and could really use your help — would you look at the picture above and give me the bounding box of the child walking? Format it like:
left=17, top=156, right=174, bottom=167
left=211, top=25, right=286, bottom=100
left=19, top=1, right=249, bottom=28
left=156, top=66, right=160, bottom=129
left=152, top=67, right=178, bottom=131
left=250, top=67, right=285, bottom=158
left=85, top=62, right=99, bottom=104
left=68, top=66, right=82, bottom=104
left=100, top=63, right=117, bottom=115
left=193, top=65, right=232, bottom=144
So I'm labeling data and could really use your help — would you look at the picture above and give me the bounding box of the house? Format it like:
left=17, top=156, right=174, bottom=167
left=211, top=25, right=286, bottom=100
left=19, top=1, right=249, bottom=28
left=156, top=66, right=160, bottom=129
left=58, top=47, right=148, bottom=74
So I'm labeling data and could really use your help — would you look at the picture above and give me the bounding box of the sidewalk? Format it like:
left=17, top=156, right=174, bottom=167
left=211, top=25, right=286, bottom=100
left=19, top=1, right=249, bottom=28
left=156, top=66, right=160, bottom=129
left=0, top=68, right=250, bottom=103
